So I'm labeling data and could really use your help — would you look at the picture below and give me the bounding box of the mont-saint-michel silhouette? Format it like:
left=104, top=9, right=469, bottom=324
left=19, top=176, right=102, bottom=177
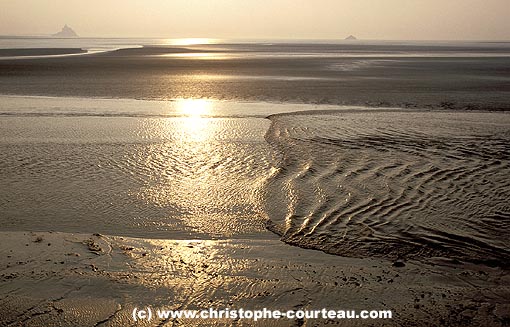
left=52, top=25, right=79, bottom=37
left=345, top=35, right=357, bottom=40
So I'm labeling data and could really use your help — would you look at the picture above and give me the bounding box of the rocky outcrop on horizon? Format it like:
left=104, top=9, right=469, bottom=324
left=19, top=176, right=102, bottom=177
left=52, top=25, right=78, bottom=38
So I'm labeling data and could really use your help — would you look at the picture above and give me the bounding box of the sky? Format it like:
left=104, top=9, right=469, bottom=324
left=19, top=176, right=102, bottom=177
left=1, top=0, right=509, bottom=40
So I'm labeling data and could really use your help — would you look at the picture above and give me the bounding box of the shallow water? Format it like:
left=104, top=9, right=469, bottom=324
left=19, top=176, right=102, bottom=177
left=0, top=115, right=275, bottom=239
left=0, top=96, right=288, bottom=238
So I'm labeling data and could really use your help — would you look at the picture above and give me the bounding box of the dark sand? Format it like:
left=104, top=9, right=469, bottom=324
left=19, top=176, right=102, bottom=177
left=0, top=45, right=509, bottom=110
left=0, top=48, right=86, bottom=57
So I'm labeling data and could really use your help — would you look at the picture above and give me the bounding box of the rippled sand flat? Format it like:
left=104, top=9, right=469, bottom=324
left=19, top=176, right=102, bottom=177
left=263, top=110, right=510, bottom=266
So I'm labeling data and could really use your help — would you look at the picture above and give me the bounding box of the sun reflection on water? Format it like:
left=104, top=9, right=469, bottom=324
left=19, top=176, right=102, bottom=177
left=134, top=98, right=270, bottom=237
left=176, top=98, right=212, bottom=118
left=174, top=99, right=214, bottom=142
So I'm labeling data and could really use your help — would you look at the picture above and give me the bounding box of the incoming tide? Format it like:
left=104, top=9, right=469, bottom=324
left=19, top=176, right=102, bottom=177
left=0, top=95, right=509, bottom=267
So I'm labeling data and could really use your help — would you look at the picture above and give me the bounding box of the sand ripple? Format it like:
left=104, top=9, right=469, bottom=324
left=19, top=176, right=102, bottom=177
left=263, top=110, right=510, bottom=266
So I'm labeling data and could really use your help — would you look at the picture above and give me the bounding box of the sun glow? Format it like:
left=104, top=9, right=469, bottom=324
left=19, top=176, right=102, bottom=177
left=173, top=99, right=215, bottom=142
left=176, top=98, right=212, bottom=118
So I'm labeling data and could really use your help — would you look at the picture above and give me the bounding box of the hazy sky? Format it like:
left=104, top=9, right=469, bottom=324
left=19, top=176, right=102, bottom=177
left=1, top=0, right=509, bottom=40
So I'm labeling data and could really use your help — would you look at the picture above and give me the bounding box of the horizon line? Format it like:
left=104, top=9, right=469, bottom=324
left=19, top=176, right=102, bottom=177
left=1, top=35, right=510, bottom=43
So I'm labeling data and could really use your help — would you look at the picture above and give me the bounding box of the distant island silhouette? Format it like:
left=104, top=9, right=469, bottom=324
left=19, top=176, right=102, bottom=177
left=345, top=35, right=357, bottom=40
left=52, top=25, right=78, bottom=38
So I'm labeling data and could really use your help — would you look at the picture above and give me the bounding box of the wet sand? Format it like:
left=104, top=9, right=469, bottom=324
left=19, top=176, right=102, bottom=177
left=0, top=45, right=509, bottom=110
left=263, top=110, right=510, bottom=267
left=1, top=231, right=509, bottom=326
left=0, top=48, right=86, bottom=57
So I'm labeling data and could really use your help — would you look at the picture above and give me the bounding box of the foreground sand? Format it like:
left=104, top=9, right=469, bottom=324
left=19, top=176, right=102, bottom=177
left=0, top=231, right=508, bottom=326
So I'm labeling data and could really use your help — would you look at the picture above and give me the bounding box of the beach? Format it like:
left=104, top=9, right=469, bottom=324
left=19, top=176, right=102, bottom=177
left=1, top=231, right=509, bottom=326
left=0, top=40, right=509, bottom=326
